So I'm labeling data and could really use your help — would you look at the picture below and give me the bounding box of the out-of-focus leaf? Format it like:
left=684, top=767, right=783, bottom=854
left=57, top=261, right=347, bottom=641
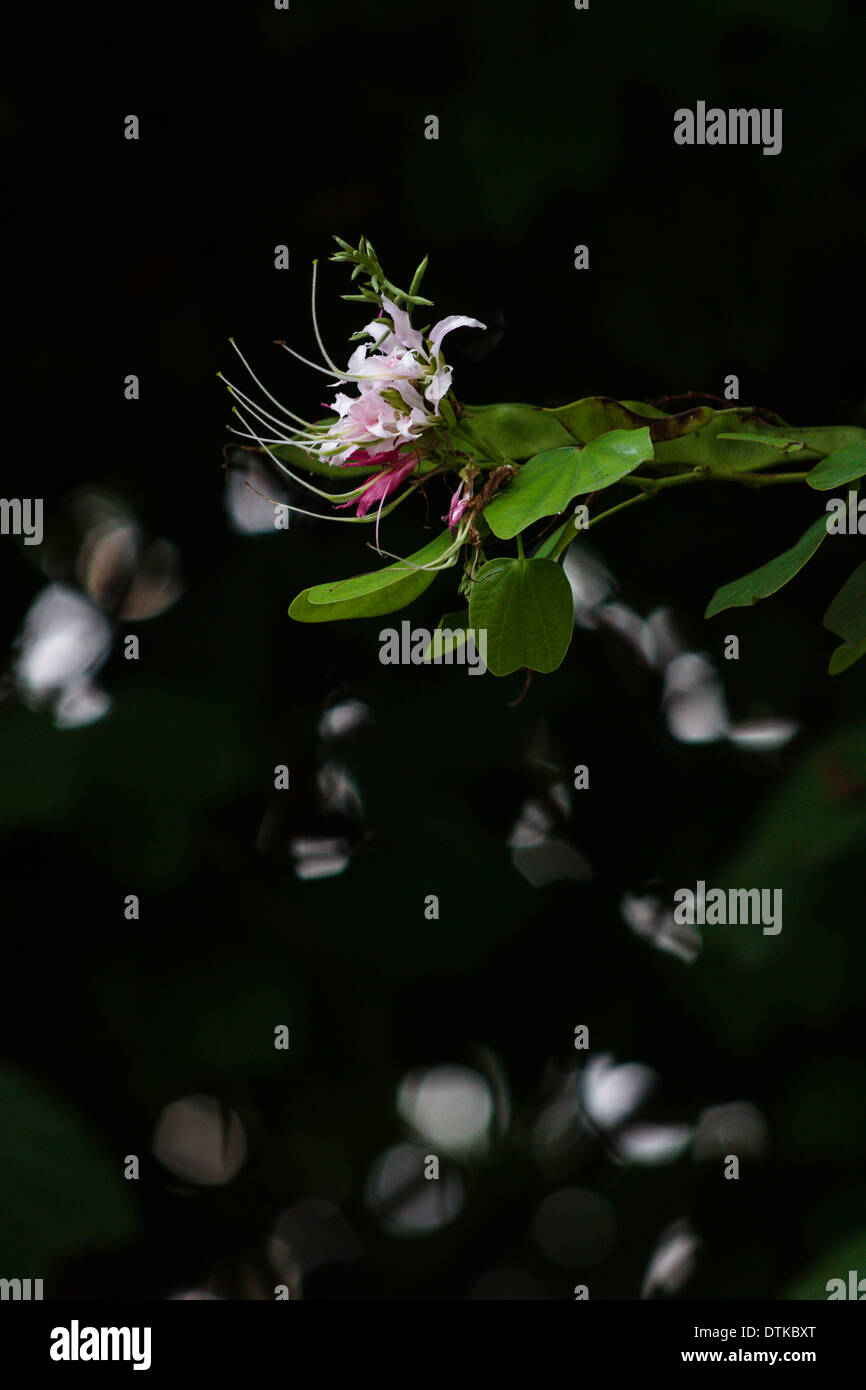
left=823, top=563, right=866, bottom=644
left=828, top=637, right=866, bottom=675
left=784, top=1228, right=866, bottom=1300
left=0, top=1066, right=137, bottom=1272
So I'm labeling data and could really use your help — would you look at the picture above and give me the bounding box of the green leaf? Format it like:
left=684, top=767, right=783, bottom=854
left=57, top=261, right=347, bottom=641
left=548, top=397, right=712, bottom=445
left=422, top=610, right=471, bottom=661
left=654, top=411, right=865, bottom=475
left=828, top=637, right=866, bottom=675
left=307, top=531, right=452, bottom=604
left=468, top=556, right=573, bottom=676
left=704, top=515, right=828, bottom=618
left=532, top=520, right=571, bottom=560
left=0, top=1065, right=138, bottom=1272
left=823, top=563, right=866, bottom=651
left=289, top=531, right=453, bottom=623
left=484, top=428, right=654, bottom=540
left=783, top=1228, right=866, bottom=1300
left=716, top=432, right=808, bottom=454
left=460, top=402, right=572, bottom=460
left=462, top=398, right=712, bottom=463
left=807, top=442, right=866, bottom=491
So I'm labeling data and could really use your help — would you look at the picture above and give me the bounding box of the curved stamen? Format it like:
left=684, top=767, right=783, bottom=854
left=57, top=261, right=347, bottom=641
left=310, top=260, right=347, bottom=379
left=232, top=408, right=370, bottom=502
left=227, top=426, right=291, bottom=445
left=220, top=374, right=314, bottom=442
left=228, top=339, right=316, bottom=429
left=276, top=340, right=351, bottom=380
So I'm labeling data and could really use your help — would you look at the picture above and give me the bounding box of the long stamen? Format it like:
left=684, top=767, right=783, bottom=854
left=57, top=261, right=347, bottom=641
left=310, top=260, right=347, bottom=378
left=374, top=489, right=388, bottom=554
left=275, top=339, right=414, bottom=391
left=220, top=374, right=314, bottom=442
left=227, top=426, right=291, bottom=444
left=230, top=440, right=429, bottom=528
left=276, top=340, right=351, bottom=380
left=228, top=339, right=316, bottom=428
left=232, top=408, right=370, bottom=502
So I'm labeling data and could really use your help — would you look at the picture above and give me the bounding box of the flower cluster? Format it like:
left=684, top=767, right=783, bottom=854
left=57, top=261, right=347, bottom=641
left=222, top=249, right=484, bottom=529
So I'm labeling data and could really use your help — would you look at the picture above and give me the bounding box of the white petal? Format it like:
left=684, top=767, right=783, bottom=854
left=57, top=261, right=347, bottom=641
left=428, top=314, right=486, bottom=357
left=425, top=363, right=453, bottom=406
left=381, top=297, right=424, bottom=353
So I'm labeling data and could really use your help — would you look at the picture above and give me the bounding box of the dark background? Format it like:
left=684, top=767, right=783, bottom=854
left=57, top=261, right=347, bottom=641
left=2, top=0, right=865, bottom=1299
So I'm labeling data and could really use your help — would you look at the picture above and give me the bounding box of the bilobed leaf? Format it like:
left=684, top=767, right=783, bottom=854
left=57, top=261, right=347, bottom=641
left=468, top=557, right=573, bottom=676
left=807, top=442, right=866, bottom=491
left=483, top=428, right=654, bottom=540
left=704, top=515, right=828, bottom=618
left=289, top=531, right=453, bottom=622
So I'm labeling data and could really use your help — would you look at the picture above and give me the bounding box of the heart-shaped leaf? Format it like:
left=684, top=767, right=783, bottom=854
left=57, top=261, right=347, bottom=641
left=484, top=428, right=654, bottom=540
left=704, top=515, right=828, bottom=618
left=468, top=556, right=573, bottom=676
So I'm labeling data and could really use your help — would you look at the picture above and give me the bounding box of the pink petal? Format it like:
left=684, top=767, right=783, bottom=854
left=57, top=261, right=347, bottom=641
left=381, top=297, right=424, bottom=353
left=335, top=455, right=419, bottom=517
